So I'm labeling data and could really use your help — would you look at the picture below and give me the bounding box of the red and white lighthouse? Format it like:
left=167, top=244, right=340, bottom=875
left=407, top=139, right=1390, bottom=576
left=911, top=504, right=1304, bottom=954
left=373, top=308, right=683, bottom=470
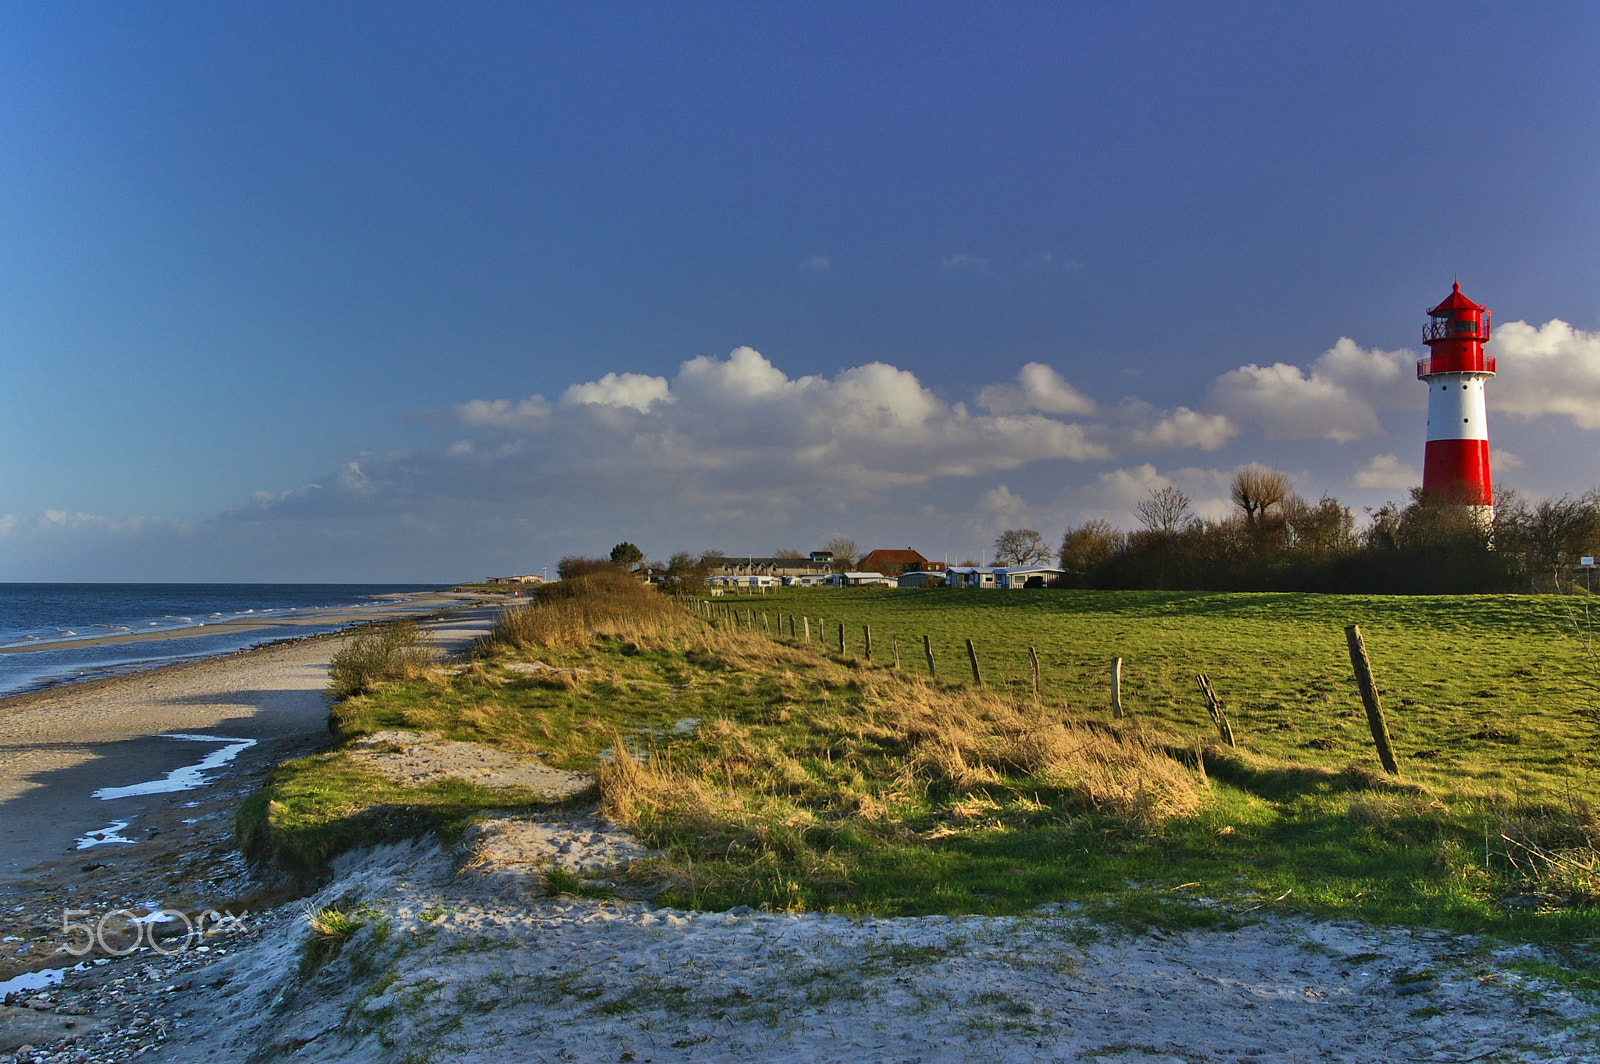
left=1418, top=282, right=1495, bottom=516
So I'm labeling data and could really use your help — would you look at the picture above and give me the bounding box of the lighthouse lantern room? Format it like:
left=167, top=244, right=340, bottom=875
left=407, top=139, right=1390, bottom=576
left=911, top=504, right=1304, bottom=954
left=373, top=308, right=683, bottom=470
left=1418, top=282, right=1495, bottom=516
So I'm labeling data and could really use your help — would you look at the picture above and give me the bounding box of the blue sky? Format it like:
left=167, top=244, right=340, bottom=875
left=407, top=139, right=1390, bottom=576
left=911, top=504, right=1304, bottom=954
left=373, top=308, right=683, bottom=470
left=3, top=3, right=1598, bottom=581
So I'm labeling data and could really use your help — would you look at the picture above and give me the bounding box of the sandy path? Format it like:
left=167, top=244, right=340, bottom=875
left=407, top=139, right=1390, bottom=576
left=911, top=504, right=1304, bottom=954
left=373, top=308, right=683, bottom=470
left=0, top=608, right=500, bottom=885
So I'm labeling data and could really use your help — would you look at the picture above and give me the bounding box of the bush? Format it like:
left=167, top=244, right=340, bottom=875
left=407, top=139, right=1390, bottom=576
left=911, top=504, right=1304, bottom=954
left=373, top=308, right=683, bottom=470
left=556, top=556, right=623, bottom=581
left=483, top=566, right=689, bottom=651
left=326, top=620, right=437, bottom=701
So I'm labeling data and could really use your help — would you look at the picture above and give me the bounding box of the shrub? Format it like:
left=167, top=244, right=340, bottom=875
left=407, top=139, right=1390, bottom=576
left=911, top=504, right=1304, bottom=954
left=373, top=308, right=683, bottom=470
left=326, top=620, right=437, bottom=701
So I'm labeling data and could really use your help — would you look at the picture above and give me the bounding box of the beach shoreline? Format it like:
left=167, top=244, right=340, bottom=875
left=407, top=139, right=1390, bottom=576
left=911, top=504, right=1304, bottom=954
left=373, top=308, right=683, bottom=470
left=0, top=599, right=504, bottom=888
left=0, top=590, right=500, bottom=702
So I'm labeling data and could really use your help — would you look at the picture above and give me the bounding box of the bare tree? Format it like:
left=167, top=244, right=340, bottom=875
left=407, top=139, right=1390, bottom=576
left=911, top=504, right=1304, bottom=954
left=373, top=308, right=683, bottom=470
left=1284, top=494, right=1355, bottom=554
left=772, top=547, right=805, bottom=559
left=993, top=528, right=1052, bottom=566
left=1134, top=485, right=1193, bottom=534
left=1231, top=465, right=1293, bottom=527
left=824, top=536, right=858, bottom=571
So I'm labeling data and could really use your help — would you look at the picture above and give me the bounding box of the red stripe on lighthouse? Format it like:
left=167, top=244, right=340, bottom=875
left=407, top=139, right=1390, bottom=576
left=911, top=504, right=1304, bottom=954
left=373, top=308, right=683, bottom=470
left=1422, top=438, right=1492, bottom=505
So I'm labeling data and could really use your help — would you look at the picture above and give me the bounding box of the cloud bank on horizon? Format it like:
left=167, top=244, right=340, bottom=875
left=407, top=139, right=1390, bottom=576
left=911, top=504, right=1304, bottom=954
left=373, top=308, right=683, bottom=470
left=5, top=322, right=1598, bottom=582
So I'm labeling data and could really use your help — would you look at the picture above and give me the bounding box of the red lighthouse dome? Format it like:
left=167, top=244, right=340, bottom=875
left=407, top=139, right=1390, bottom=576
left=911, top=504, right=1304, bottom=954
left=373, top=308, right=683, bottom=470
left=1417, top=283, right=1495, bottom=510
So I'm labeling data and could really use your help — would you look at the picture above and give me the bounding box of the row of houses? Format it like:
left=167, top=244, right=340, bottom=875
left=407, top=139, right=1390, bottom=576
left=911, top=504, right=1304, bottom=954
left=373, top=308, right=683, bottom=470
left=709, top=563, right=1064, bottom=592
left=710, top=548, right=949, bottom=580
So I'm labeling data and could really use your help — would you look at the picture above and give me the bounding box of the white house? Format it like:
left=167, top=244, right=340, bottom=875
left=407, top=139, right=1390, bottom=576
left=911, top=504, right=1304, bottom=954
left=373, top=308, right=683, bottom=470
left=823, top=571, right=893, bottom=588
left=944, top=566, right=1000, bottom=589
left=995, top=566, right=1064, bottom=589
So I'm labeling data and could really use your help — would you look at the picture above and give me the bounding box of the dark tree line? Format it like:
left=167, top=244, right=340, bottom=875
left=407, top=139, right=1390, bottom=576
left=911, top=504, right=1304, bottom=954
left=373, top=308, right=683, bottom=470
left=1057, top=475, right=1600, bottom=595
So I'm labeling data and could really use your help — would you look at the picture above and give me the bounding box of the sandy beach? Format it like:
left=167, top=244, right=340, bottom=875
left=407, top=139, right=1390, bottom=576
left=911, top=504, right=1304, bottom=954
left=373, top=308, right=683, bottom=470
left=0, top=598, right=502, bottom=885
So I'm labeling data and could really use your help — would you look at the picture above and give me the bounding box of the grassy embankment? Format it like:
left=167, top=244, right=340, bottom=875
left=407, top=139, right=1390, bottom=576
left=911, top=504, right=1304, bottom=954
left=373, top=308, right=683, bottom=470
left=241, top=574, right=1600, bottom=942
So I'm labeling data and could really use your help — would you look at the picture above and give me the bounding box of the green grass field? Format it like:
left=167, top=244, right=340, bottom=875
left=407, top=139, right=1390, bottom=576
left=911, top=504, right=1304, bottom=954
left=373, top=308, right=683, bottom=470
left=244, top=583, right=1600, bottom=944
left=746, top=587, right=1597, bottom=798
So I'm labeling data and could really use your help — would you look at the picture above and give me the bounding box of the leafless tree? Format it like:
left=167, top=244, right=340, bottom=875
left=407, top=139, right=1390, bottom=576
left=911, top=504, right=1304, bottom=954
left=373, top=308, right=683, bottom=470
left=772, top=547, right=805, bottom=559
left=1230, top=465, right=1293, bottom=527
left=1283, top=494, right=1355, bottom=554
left=824, top=536, right=858, bottom=571
left=1134, top=485, right=1193, bottom=534
left=993, top=528, right=1052, bottom=566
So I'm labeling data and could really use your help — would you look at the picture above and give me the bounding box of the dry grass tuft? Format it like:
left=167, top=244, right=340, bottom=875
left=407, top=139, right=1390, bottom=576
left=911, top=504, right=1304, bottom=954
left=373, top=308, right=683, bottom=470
left=482, top=568, right=692, bottom=651
left=1493, top=797, right=1600, bottom=906
left=1346, top=794, right=1449, bottom=826
left=598, top=738, right=718, bottom=834
left=867, top=679, right=1204, bottom=825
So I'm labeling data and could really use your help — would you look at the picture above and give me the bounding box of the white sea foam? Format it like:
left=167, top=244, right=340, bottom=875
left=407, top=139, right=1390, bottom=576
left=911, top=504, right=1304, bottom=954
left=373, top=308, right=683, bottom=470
left=76, top=819, right=136, bottom=849
left=92, top=734, right=257, bottom=800
left=0, top=967, right=65, bottom=996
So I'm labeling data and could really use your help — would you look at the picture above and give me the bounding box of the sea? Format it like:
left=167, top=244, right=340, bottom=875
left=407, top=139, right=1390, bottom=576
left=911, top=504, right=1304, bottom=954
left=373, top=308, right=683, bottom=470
left=0, top=583, right=445, bottom=699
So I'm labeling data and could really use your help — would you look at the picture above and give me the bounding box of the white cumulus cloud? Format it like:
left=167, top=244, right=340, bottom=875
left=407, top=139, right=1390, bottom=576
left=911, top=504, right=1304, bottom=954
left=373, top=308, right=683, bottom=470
left=977, top=363, right=1098, bottom=417
left=1351, top=453, right=1418, bottom=490
left=1488, top=319, right=1600, bottom=429
left=561, top=371, right=673, bottom=413
left=1205, top=338, right=1414, bottom=443
left=1120, top=404, right=1237, bottom=451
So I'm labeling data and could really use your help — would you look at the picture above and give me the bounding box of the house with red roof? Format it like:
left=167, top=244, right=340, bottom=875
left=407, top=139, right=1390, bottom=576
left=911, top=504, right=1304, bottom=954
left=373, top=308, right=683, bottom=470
left=857, top=548, right=943, bottom=577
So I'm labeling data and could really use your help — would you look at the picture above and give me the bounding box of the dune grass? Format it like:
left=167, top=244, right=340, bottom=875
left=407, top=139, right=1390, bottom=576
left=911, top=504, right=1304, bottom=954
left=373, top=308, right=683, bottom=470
left=246, top=580, right=1600, bottom=941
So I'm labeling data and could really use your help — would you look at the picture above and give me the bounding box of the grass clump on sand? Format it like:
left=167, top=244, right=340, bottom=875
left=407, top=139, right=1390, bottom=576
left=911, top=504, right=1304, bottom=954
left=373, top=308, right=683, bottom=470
left=298, top=902, right=370, bottom=977
left=326, top=619, right=438, bottom=701
left=252, top=578, right=1600, bottom=940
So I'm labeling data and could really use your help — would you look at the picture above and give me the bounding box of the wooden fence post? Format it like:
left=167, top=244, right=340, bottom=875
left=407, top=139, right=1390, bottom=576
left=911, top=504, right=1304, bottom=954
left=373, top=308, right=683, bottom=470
left=924, top=635, right=936, bottom=677
left=1028, top=646, right=1041, bottom=702
left=1345, top=624, right=1401, bottom=775
left=966, top=639, right=982, bottom=686
left=838, top=622, right=845, bottom=655
left=863, top=626, right=872, bottom=663
left=892, top=633, right=900, bottom=670
left=800, top=616, right=808, bottom=641
left=1111, top=657, right=1124, bottom=719
left=1195, top=674, right=1236, bottom=747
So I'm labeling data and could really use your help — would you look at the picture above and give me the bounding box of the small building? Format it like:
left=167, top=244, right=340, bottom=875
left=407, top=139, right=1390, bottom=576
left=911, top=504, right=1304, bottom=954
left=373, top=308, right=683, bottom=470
left=944, top=566, right=1000, bottom=589
left=823, top=571, right=893, bottom=588
left=896, top=571, right=946, bottom=589
left=785, top=574, right=829, bottom=587
left=995, top=566, right=1064, bottom=589
left=709, top=574, right=779, bottom=592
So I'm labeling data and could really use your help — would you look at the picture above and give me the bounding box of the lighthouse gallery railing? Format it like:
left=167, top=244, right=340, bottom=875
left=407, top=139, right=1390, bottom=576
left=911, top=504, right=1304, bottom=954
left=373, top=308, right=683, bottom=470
left=1416, top=354, right=1495, bottom=378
